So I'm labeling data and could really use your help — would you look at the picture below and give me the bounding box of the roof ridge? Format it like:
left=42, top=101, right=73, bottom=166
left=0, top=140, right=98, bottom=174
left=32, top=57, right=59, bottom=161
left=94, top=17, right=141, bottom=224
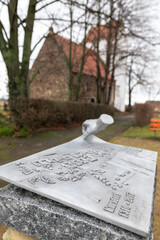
left=54, top=33, right=101, bottom=57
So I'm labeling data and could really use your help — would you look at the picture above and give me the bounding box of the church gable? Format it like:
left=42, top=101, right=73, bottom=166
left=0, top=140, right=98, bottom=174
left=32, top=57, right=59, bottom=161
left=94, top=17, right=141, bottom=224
left=30, top=35, right=69, bottom=101
left=29, top=29, right=113, bottom=104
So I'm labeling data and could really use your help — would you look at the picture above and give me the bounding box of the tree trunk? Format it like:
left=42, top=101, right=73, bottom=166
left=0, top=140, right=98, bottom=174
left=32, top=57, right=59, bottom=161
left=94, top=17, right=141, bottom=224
left=68, top=0, right=73, bottom=101
left=128, top=58, right=133, bottom=107
left=20, top=0, right=37, bottom=99
left=95, top=0, right=101, bottom=103
left=107, top=21, right=119, bottom=105
left=0, top=0, right=37, bottom=111
left=75, top=0, right=88, bottom=101
left=103, top=0, right=114, bottom=104
left=128, top=89, right=132, bottom=107
left=7, top=0, right=20, bottom=109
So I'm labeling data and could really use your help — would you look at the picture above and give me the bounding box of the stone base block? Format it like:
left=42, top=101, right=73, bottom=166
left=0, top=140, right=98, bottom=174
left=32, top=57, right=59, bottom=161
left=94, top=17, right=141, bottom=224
left=0, top=184, right=154, bottom=240
left=3, top=228, right=37, bottom=240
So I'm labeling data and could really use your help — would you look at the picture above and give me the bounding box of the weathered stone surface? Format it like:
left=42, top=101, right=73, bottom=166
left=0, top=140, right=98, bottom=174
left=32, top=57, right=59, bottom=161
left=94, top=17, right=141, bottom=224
left=3, top=228, right=37, bottom=240
left=0, top=184, right=154, bottom=240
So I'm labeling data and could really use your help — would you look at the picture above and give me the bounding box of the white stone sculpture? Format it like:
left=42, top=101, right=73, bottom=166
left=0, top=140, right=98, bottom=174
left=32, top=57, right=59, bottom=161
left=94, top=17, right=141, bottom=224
left=82, top=114, right=114, bottom=139
left=0, top=114, right=157, bottom=237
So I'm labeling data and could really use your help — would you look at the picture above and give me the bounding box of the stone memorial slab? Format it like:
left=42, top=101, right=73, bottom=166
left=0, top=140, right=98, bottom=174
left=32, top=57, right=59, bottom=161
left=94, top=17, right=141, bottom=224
left=0, top=115, right=157, bottom=238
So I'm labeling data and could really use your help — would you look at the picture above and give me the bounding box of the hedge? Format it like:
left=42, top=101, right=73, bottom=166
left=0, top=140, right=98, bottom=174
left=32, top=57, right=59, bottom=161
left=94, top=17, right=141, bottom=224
left=134, top=103, right=154, bottom=127
left=11, top=99, right=115, bottom=129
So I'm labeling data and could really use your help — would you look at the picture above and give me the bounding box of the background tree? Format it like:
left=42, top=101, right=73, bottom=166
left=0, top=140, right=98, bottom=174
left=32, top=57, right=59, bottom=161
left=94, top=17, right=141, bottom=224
left=95, top=0, right=101, bottom=103
left=58, top=0, right=101, bottom=101
left=90, top=0, right=158, bottom=105
left=126, top=43, right=153, bottom=107
left=0, top=0, right=59, bottom=110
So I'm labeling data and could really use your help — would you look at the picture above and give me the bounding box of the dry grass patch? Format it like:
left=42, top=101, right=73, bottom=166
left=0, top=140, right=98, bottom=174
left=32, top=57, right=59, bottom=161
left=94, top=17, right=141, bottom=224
left=111, top=137, right=160, bottom=240
left=0, top=224, right=8, bottom=240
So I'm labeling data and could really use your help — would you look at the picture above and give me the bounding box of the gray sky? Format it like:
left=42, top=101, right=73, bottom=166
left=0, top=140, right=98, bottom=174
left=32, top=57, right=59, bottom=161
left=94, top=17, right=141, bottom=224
left=0, top=0, right=160, bottom=105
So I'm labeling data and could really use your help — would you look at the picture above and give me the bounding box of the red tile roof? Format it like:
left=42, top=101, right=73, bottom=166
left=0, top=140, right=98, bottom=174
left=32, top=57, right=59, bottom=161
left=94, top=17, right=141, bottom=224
left=54, top=34, right=105, bottom=78
left=86, top=22, right=117, bottom=43
left=86, top=25, right=109, bottom=43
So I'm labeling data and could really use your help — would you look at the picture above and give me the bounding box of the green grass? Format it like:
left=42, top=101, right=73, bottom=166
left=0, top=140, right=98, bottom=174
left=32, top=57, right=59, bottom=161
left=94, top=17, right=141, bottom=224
left=121, top=125, right=160, bottom=140
left=0, top=126, right=14, bottom=136
left=0, top=115, right=30, bottom=137
left=0, top=115, right=15, bottom=136
left=0, top=118, right=8, bottom=126
left=19, top=126, right=29, bottom=137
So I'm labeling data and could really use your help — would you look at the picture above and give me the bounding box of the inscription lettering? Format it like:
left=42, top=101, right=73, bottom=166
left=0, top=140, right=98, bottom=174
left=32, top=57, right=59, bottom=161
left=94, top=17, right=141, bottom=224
left=125, top=192, right=135, bottom=204
left=15, top=149, right=135, bottom=189
left=118, top=205, right=131, bottom=218
left=32, top=160, right=54, bottom=170
left=28, top=176, right=56, bottom=184
left=104, top=193, right=121, bottom=213
left=41, top=176, right=56, bottom=184
left=118, top=192, right=135, bottom=218
left=19, top=166, right=34, bottom=175
left=28, top=177, right=40, bottom=184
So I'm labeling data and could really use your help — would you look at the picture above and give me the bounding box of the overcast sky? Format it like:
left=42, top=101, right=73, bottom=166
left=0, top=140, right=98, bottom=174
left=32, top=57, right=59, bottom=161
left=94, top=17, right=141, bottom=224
left=0, top=0, right=160, bottom=105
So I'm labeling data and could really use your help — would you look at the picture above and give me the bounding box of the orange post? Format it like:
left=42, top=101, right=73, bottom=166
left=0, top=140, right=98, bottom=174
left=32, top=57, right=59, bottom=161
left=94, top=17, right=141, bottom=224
left=150, top=119, right=160, bottom=140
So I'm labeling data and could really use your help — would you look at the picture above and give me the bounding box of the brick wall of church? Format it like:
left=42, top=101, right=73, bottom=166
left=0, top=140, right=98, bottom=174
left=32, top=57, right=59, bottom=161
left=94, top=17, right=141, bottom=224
left=29, top=35, right=115, bottom=104
left=72, top=73, right=115, bottom=104
left=29, top=36, right=69, bottom=101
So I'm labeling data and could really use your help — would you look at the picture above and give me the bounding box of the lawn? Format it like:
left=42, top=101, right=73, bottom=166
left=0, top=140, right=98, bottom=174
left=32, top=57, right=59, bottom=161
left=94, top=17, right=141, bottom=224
left=121, top=125, right=160, bottom=140
left=111, top=126, right=160, bottom=240
left=0, top=114, right=14, bottom=136
left=0, top=113, right=30, bottom=137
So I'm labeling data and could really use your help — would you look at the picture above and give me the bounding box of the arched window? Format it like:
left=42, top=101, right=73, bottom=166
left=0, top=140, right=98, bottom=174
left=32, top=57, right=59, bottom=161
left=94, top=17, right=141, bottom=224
left=91, top=98, right=95, bottom=103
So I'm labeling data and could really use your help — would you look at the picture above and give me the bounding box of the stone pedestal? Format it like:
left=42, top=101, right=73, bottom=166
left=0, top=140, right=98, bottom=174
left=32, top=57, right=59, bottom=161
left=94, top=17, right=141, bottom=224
left=0, top=184, right=154, bottom=240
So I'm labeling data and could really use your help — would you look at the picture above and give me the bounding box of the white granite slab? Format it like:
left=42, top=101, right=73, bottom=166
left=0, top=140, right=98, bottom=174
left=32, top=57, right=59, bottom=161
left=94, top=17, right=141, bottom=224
left=0, top=135, right=157, bottom=237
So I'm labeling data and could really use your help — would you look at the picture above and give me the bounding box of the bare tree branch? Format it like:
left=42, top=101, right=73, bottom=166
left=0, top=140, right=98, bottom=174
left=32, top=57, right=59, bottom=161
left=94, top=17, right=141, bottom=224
left=35, top=17, right=92, bottom=26
left=0, top=0, right=8, bottom=6
left=36, top=0, right=59, bottom=12
left=125, top=30, right=156, bottom=46
left=0, top=20, right=8, bottom=57
left=31, top=33, right=46, bottom=54
left=0, top=20, right=8, bottom=41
